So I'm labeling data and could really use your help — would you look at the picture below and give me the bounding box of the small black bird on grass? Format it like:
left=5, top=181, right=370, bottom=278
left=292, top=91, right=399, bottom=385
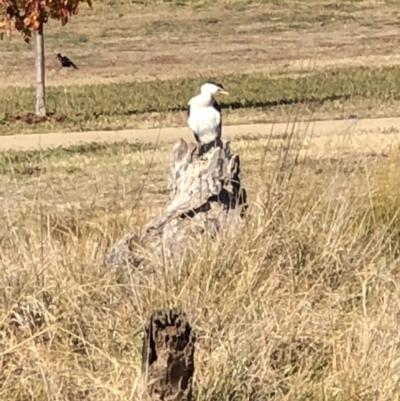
left=56, top=53, right=78, bottom=70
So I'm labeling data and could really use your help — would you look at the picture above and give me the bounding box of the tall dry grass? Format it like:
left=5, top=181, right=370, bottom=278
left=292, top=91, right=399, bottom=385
left=1, top=126, right=400, bottom=401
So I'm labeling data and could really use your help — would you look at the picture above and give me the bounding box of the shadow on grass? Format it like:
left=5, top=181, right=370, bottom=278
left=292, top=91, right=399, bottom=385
left=120, top=93, right=352, bottom=116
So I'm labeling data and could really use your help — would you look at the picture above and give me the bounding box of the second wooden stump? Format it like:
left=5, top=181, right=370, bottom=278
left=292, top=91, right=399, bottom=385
left=141, top=308, right=196, bottom=401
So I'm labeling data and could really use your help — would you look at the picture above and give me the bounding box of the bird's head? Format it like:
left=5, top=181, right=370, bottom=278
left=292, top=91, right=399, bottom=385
left=56, top=53, right=62, bottom=59
left=200, top=82, right=229, bottom=96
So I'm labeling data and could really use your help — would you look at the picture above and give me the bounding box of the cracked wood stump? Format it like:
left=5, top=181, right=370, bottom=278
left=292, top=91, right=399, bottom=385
left=140, top=308, right=195, bottom=401
left=105, top=139, right=247, bottom=270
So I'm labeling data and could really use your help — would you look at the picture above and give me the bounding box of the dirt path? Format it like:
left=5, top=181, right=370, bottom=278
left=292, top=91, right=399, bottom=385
left=2, top=116, right=400, bottom=152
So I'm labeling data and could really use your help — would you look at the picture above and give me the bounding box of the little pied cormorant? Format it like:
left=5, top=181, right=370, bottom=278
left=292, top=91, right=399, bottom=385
left=187, top=82, right=229, bottom=153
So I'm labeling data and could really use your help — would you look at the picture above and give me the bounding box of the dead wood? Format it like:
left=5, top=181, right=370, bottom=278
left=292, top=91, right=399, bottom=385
left=104, top=139, right=247, bottom=270
left=140, top=308, right=195, bottom=401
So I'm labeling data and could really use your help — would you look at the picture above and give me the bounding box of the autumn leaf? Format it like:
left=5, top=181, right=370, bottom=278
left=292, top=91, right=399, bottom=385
left=0, top=0, right=92, bottom=36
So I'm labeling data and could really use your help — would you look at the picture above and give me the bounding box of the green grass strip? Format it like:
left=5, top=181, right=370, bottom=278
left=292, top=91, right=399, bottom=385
left=2, top=66, right=400, bottom=118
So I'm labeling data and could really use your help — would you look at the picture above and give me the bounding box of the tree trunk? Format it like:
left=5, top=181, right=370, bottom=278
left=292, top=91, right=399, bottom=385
left=105, top=139, right=248, bottom=271
left=34, top=22, right=46, bottom=117
left=140, top=308, right=195, bottom=401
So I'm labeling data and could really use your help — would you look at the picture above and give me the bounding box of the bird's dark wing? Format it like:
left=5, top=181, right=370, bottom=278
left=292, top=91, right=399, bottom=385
left=61, top=55, right=78, bottom=69
left=212, top=98, right=222, bottom=130
left=59, top=56, right=68, bottom=67
left=211, top=98, right=221, bottom=114
left=186, top=104, right=200, bottom=143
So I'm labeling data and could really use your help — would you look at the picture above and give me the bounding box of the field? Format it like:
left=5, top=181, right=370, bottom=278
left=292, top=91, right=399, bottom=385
left=2, top=0, right=400, bottom=135
left=2, top=0, right=400, bottom=400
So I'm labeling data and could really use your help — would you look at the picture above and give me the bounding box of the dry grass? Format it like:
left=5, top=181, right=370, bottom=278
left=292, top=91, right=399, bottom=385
left=3, top=0, right=399, bottom=88
left=1, top=124, right=400, bottom=400
left=2, top=1, right=400, bottom=398
left=2, top=0, right=400, bottom=134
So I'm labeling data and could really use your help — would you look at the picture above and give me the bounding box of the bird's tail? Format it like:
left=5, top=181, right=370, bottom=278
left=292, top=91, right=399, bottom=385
left=72, top=63, right=79, bottom=70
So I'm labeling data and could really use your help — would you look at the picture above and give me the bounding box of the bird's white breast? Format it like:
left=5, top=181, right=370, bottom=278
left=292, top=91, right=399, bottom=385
left=188, top=97, right=221, bottom=144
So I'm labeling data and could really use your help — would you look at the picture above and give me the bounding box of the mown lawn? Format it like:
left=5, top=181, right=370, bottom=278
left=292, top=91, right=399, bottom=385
left=2, top=65, right=400, bottom=134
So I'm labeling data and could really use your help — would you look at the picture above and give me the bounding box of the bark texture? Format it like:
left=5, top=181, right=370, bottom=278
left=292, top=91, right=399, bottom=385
left=105, top=139, right=247, bottom=270
left=34, top=23, right=46, bottom=117
left=140, top=308, right=195, bottom=401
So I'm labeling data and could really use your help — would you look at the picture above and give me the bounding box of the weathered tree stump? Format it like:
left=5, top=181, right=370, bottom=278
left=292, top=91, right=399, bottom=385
left=140, top=308, right=195, bottom=401
left=105, top=139, right=247, bottom=269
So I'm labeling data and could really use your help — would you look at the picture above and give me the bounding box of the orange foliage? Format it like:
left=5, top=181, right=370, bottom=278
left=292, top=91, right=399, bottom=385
left=0, top=0, right=92, bottom=42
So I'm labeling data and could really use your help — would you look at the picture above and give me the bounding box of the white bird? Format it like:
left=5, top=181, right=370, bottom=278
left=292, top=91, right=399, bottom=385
left=187, top=82, right=229, bottom=154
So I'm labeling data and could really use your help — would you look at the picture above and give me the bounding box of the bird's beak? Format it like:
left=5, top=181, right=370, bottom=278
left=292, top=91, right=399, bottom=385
left=218, top=89, right=229, bottom=95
